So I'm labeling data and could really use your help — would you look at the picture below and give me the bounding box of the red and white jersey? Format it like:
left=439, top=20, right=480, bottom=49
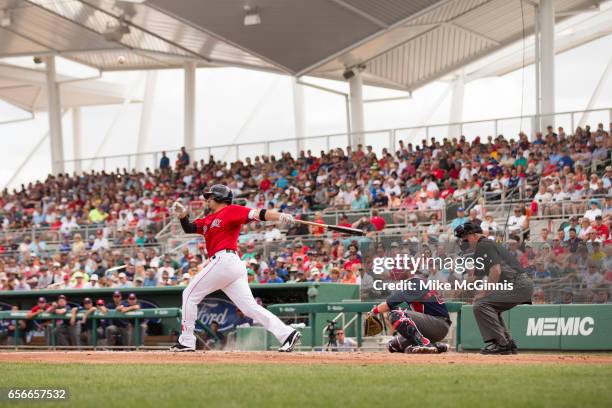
left=194, top=205, right=253, bottom=255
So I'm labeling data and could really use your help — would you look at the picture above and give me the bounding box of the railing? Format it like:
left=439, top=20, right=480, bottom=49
left=0, top=307, right=181, bottom=350
left=0, top=215, right=170, bottom=247
left=57, top=107, right=612, bottom=173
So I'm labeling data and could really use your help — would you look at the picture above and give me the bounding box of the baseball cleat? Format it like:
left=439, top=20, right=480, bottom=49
left=480, top=342, right=512, bottom=355
left=169, top=342, right=195, bottom=352
left=510, top=339, right=518, bottom=355
left=278, top=330, right=301, bottom=352
left=434, top=342, right=450, bottom=353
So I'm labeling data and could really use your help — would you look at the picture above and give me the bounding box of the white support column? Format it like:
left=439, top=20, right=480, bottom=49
left=136, top=71, right=158, bottom=171
left=72, top=107, right=82, bottom=174
left=539, top=0, right=556, bottom=129
left=348, top=72, right=365, bottom=147
left=184, top=61, right=197, bottom=157
left=45, top=56, right=65, bottom=174
left=448, top=70, right=465, bottom=139
left=292, top=78, right=306, bottom=154
left=534, top=6, right=541, bottom=134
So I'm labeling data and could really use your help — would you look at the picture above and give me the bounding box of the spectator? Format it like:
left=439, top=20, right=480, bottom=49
left=179, top=146, right=190, bottom=167
left=351, top=189, right=369, bottom=210
left=334, top=328, right=357, bottom=352
left=584, top=200, right=602, bottom=221
left=159, top=151, right=170, bottom=170
left=369, top=209, right=386, bottom=231
left=564, top=228, right=582, bottom=253
left=592, top=216, right=609, bottom=240
left=203, top=320, right=225, bottom=350
left=88, top=205, right=108, bottom=224
left=557, top=288, right=574, bottom=304
left=507, top=207, right=527, bottom=237
left=450, top=207, right=468, bottom=231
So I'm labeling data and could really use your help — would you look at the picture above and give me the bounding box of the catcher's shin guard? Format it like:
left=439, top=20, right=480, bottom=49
left=389, top=310, right=430, bottom=347
left=387, top=335, right=412, bottom=353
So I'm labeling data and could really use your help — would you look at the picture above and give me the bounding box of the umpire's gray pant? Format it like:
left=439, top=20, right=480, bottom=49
left=472, top=273, right=534, bottom=346
left=404, top=311, right=450, bottom=343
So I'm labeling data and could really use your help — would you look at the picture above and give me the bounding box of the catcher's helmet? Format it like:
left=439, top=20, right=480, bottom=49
left=203, top=184, right=233, bottom=204
left=454, top=221, right=483, bottom=239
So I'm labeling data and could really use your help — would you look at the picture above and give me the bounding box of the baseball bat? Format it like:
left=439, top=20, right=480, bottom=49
left=294, top=219, right=366, bottom=236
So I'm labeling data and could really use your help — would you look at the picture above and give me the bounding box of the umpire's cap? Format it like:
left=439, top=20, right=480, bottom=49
left=203, top=184, right=233, bottom=204
left=454, top=221, right=483, bottom=239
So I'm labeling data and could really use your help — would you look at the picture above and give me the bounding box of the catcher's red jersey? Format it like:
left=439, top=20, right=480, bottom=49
left=194, top=204, right=252, bottom=255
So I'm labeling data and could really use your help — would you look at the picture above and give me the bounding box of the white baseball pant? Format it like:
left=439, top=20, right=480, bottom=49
left=179, top=251, right=294, bottom=348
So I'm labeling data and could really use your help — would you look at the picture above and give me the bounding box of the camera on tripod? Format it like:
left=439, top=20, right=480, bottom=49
left=325, top=320, right=337, bottom=351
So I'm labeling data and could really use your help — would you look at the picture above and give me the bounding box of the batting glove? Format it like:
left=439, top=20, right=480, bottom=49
left=171, top=200, right=188, bottom=219
left=278, top=213, right=294, bottom=225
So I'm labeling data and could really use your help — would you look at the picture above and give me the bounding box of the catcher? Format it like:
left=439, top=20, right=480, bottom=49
left=366, top=276, right=450, bottom=353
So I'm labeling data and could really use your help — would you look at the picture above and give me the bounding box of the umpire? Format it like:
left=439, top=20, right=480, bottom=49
left=455, top=222, right=534, bottom=355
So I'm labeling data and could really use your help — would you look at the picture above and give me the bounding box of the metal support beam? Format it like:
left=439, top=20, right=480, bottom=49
left=445, top=22, right=500, bottom=46
left=72, top=107, right=82, bottom=174
left=534, top=6, right=541, bottom=134
left=136, top=71, right=158, bottom=171
left=184, top=61, right=197, bottom=156
left=4, top=110, right=68, bottom=189
left=578, top=56, right=612, bottom=128
left=45, top=56, right=65, bottom=174
left=292, top=78, right=306, bottom=154
left=329, top=0, right=389, bottom=28
left=449, top=70, right=465, bottom=139
left=539, top=0, right=556, bottom=129
left=296, top=79, right=351, bottom=140
left=348, top=72, right=365, bottom=147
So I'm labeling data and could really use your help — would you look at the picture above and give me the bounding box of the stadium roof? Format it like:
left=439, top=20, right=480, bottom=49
left=0, top=0, right=606, bottom=92
left=0, top=63, right=128, bottom=113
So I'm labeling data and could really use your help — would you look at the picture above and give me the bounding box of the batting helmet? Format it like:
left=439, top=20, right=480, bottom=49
left=203, top=184, right=233, bottom=204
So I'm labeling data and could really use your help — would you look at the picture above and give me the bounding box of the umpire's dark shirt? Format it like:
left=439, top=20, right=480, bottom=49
left=473, top=238, right=525, bottom=280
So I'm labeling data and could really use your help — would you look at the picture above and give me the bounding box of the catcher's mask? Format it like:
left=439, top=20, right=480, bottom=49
left=454, top=222, right=483, bottom=251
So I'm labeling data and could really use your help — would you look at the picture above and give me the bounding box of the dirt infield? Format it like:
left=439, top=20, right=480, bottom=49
left=1, top=351, right=611, bottom=366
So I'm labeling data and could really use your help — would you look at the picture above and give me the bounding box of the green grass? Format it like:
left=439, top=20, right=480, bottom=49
left=1, top=363, right=611, bottom=408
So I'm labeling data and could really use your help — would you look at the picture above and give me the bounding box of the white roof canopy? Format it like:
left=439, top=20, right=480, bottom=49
left=0, top=63, right=129, bottom=112
left=0, top=0, right=606, bottom=91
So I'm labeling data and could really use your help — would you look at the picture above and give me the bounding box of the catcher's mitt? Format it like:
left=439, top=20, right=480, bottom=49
left=364, top=313, right=384, bottom=336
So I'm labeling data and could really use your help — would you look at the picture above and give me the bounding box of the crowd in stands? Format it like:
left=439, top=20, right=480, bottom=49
left=0, top=123, right=610, bottom=307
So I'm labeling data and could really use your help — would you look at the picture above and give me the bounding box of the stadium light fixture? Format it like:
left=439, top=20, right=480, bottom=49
left=243, top=5, right=261, bottom=26
left=342, top=68, right=355, bottom=80
left=103, top=18, right=131, bottom=42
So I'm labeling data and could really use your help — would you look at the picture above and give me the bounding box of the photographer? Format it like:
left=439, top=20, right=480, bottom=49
left=334, top=328, right=357, bottom=352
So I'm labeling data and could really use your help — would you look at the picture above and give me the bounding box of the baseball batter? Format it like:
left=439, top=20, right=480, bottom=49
left=169, top=184, right=301, bottom=352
